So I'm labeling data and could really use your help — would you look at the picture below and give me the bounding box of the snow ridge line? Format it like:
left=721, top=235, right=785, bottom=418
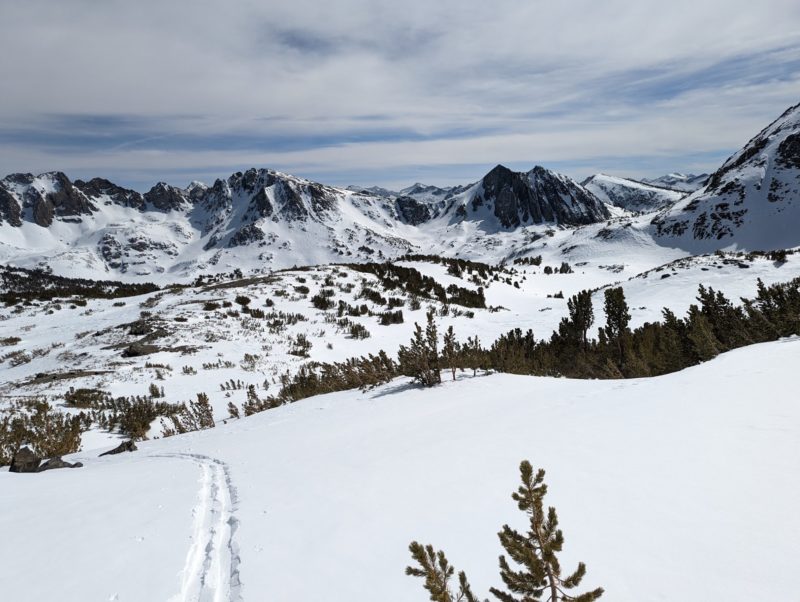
left=152, top=453, right=243, bottom=602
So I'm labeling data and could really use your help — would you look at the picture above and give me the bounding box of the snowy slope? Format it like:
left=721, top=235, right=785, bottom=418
left=653, top=102, right=800, bottom=251
left=3, top=249, right=799, bottom=445
left=1, top=338, right=798, bottom=601
left=399, top=182, right=466, bottom=203
left=644, top=172, right=708, bottom=192
left=582, top=173, right=685, bottom=212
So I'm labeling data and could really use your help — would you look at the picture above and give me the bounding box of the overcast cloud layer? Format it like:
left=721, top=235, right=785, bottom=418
left=2, top=0, right=800, bottom=190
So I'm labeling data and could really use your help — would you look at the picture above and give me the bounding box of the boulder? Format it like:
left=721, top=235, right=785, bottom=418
left=8, top=446, right=41, bottom=473
left=122, top=342, right=160, bottom=357
left=36, top=457, right=83, bottom=472
left=99, top=440, right=138, bottom=457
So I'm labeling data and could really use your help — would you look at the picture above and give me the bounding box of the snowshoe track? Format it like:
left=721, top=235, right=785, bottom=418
left=154, top=453, right=242, bottom=602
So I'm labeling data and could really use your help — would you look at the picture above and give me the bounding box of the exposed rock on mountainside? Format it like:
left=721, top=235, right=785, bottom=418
left=455, top=164, right=609, bottom=229
left=0, top=164, right=612, bottom=278
left=1, top=171, right=97, bottom=227
left=653, top=102, right=800, bottom=250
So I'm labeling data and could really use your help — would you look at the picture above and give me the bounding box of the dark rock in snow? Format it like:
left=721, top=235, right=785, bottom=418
left=36, top=457, right=83, bottom=471
left=9, top=446, right=41, bottom=473
left=122, top=342, right=160, bottom=357
left=99, top=440, right=138, bottom=457
left=395, top=196, right=432, bottom=225
left=0, top=185, right=22, bottom=226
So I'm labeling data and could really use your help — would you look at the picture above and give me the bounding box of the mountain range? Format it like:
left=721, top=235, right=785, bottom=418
left=1, top=102, right=798, bottom=279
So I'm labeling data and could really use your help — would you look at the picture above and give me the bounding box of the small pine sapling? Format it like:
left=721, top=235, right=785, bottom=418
left=406, top=461, right=603, bottom=602
left=406, top=542, right=482, bottom=602
left=490, top=461, right=604, bottom=602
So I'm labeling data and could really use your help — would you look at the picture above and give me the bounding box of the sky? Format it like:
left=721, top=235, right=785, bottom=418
left=1, top=0, right=800, bottom=191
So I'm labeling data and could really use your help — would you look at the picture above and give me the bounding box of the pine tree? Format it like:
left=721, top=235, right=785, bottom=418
left=426, top=310, right=442, bottom=384
left=442, top=325, right=460, bottom=381
left=602, top=287, right=630, bottom=366
left=406, top=542, right=482, bottom=602
left=406, top=462, right=603, bottom=602
left=566, top=291, right=594, bottom=351
left=398, top=310, right=442, bottom=387
left=490, top=461, right=603, bottom=602
left=685, top=307, right=720, bottom=362
left=464, top=335, right=483, bottom=376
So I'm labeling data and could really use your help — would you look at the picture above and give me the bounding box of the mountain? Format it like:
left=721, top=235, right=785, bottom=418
left=644, top=173, right=708, bottom=192
left=582, top=173, right=685, bottom=212
left=442, top=164, right=610, bottom=230
left=0, top=165, right=610, bottom=280
left=653, top=102, right=800, bottom=250
left=0, top=168, right=421, bottom=278
left=345, top=185, right=397, bottom=198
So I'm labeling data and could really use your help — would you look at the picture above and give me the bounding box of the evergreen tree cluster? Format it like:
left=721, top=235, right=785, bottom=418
left=478, top=277, right=800, bottom=379
left=513, top=256, right=543, bottom=266
left=398, top=254, right=499, bottom=281
left=398, top=310, right=443, bottom=386
left=200, top=276, right=800, bottom=420
left=162, top=393, right=215, bottom=435
left=349, top=262, right=486, bottom=308
left=267, top=351, right=399, bottom=405
left=1, top=264, right=159, bottom=304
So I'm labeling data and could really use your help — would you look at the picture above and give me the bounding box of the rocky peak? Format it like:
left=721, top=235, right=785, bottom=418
left=15, top=172, right=96, bottom=227
left=143, top=182, right=190, bottom=212
left=469, top=164, right=609, bottom=228
left=75, top=178, right=145, bottom=209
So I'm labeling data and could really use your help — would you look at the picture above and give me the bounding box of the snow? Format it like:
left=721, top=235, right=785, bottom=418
left=1, top=338, right=798, bottom=601
left=2, top=104, right=800, bottom=600
left=4, top=247, right=799, bottom=430
left=583, top=173, right=685, bottom=212
left=654, top=102, right=800, bottom=252
left=643, top=172, right=708, bottom=192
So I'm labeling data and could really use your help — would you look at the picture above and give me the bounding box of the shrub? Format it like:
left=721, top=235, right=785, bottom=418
left=163, top=393, right=215, bottom=435
left=311, top=293, right=335, bottom=310
left=64, top=387, right=109, bottom=408
left=289, top=334, right=313, bottom=357
left=379, top=310, right=404, bottom=325
left=349, top=323, right=371, bottom=339
left=0, top=399, right=85, bottom=465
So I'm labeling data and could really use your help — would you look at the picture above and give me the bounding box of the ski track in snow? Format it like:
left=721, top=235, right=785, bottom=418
left=153, top=453, right=243, bottom=602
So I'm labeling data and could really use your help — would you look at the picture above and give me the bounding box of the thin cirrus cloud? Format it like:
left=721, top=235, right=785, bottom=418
left=0, top=0, right=799, bottom=191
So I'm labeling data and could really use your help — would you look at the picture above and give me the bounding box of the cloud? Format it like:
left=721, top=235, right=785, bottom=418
left=1, top=0, right=799, bottom=189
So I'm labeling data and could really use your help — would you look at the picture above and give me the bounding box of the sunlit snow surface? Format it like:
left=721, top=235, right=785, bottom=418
left=1, top=338, right=798, bottom=601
